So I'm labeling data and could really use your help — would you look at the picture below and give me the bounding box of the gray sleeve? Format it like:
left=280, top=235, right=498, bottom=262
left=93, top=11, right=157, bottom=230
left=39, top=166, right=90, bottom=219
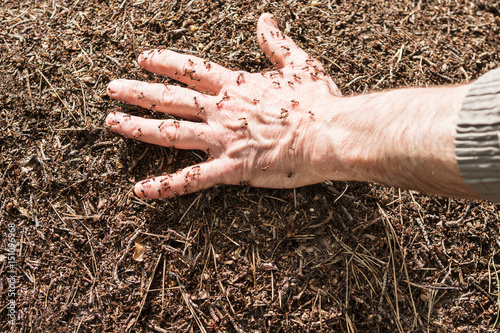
left=455, top=67, right=500, bottom=202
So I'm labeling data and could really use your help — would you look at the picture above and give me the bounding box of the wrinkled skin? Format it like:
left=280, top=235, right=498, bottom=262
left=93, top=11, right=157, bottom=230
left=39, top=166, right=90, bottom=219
left=106, top=13, right=345, bottom=199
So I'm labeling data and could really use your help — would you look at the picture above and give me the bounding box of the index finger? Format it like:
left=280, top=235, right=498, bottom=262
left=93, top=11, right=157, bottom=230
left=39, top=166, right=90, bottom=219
left=138, top=49, right=234, bottom=94
left=256, top=13, right=310, bottom=69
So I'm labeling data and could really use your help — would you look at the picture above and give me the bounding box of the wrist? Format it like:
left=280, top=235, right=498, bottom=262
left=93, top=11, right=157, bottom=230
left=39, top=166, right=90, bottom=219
left=319, top=85, right=476, bottom=198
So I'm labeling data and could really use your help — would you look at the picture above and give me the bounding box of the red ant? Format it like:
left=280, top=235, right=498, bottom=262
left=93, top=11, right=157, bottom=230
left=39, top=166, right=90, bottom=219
left=279, top=108, right=288, bottom=119
left=260, top=33, right=267, bottom=44
left=133, top=128, right=142, bottom=138
left=236, top=73, right=245, bottom=85
left=216, top=91, right=229, bottom=106
left=238, top=117, right=248, bottom=128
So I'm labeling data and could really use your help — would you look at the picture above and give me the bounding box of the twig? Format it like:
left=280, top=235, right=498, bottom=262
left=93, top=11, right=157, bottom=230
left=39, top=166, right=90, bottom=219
left=491, top=252, right=500, bottom=332
left=416, top=218, right=446, bottom=271
left=114, top=227, right=143, bottom=287
left=36, top=69, right=75, bottom=120
left=222, top=303, right=244, bottom=333
left=181, top=288, right=207, bottom=333
left=127, top=253, right=163, bottom=333
left=26, top=72, right=34, bottom=109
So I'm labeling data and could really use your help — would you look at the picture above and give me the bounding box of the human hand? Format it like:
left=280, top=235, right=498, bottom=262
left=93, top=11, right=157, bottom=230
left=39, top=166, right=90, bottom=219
left=106, top=13, right=350, bottom=199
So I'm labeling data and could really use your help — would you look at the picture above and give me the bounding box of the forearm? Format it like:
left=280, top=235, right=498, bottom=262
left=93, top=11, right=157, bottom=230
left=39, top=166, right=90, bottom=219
left=327, top=84, right=479, bottom=199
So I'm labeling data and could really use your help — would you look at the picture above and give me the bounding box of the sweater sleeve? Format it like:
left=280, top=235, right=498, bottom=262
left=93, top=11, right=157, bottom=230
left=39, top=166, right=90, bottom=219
left=455, top=67, right=500, bottom=202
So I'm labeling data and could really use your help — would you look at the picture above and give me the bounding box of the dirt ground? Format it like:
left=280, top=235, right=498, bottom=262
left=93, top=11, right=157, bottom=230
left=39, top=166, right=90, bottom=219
left=1, top=0, right=500, bottom=332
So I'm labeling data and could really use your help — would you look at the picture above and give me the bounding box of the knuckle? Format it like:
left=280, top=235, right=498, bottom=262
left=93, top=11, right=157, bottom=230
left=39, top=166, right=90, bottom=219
left=158, top=120, right=177, bottom=141
left=160, top=85, right=175, bottom=107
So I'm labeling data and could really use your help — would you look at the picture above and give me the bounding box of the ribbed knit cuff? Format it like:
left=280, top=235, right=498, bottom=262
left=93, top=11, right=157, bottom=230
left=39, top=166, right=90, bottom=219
left=455, top=68, right=500, bottom=202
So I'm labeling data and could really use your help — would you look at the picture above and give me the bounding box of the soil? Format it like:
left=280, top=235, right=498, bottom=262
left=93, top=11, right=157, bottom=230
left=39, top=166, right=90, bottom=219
left=1, top=0, right=500, bottom=332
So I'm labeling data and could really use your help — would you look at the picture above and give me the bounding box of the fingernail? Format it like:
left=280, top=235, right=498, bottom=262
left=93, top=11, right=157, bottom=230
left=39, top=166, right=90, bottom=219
left=105, top=112, right=121, bottom=127
left=107, top=80, right=122, bottom=95
left=264, top=15, right=279, bottom=29
left=138, top=51, right=150, bottom=66
left=130, top=186, right=141, bottom=198
left=133, top=184, right=146, bottom=198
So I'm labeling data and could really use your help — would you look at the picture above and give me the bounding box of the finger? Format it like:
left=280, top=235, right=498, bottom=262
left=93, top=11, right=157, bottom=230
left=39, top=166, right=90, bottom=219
left=256, top=13, right=310, bottom=68
left=105, top=111, right=213, bottom=150
left=133, top=158, right=229, bottom=199
left=107, top=79, right=210, bottom=121
left=138, top=49, right=233, bottom=94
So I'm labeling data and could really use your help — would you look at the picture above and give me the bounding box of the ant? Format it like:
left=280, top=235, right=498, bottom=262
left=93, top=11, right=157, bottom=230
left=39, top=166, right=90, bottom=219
left=272, top=81, right=280, bottom=88
left=279, top=108, right=288, bottom=119
left=236, top=73, right=245, bottom=85
left=261, top=166, right=270, bottom=171
left=197, top=106, right=205, bottom=115
left=291, top=99, right=299, bottom=106
left=216, top=91, right=230, bottom=106
left=238, top=117, right=248, bottom=128
left=133, top=128, right=142, bottom=138
left=138, top=92, right=145, bottom=100
left=204, top=60, right=211, bottom=70
left=260, top=33, right=267, bottom=44
left=253, top=99, right=260, bottom=104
